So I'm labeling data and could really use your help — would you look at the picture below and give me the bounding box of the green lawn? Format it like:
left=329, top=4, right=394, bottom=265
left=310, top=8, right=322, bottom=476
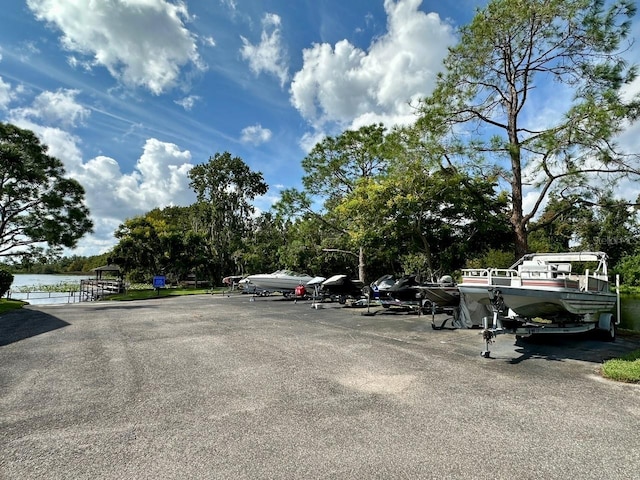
left=601, top=348, right=640, bottom=383
left=104, top=287, right=231, bottom=301
left=0, top=299, right=28, bottom=314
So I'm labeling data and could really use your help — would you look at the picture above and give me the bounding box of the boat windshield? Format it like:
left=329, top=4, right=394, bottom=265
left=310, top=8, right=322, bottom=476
left=272, top=270, right=309, bottom=277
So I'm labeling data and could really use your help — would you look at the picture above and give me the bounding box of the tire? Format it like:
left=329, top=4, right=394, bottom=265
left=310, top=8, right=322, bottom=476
left=603, top=319, right=616, bottom=342
left=598, top=314, right=616, bottom=342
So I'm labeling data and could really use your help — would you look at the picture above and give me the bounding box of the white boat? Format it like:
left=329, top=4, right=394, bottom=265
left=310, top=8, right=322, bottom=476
left=244, top=270, right=315, bottom=293
left=458, top=252, right=617, bottom=321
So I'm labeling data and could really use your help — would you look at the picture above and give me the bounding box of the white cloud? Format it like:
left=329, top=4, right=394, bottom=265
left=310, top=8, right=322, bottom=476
left=202, top=36, right=216, bottom=47
left=221, top=0, right=237, bottom=12
left=10, top=119, right=196, bottom=255
left=26, top=0, right=204, bottom=95
left=12, top=89, right=90, bottom=128
left=290, top=0, right=455, bottom=132
left=73, top=139, right=196, bottom=254
left=175, top=95, right=201, bottom=110
left=0, top=76, right=14, bottom=110
left=240, top=124, right=272, bottom=145
left=298, top=130, right=328, bottom=153
left=240, top=13, right=289, bottom=88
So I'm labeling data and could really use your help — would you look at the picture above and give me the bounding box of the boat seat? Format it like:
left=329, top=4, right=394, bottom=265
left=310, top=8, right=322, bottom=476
left=518, top=261, right=554, bottom=278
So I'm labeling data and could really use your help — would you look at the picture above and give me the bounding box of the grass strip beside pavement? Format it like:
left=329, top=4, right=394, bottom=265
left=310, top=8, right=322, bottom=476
left=601, top=349, right=640, bottom=383
left=105, top=287, right=231, bottom=301
left=0, top=299, right=28, bottom=314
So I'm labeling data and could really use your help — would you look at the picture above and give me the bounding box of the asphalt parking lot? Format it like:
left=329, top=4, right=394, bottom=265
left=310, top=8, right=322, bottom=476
left=1, top=293, right=640, bottom=479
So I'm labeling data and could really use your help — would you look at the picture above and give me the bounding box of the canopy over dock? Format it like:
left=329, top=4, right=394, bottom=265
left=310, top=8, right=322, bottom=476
left=82, top=265, right=124, bottom=300
left=92, top=264, right=122, bottom=279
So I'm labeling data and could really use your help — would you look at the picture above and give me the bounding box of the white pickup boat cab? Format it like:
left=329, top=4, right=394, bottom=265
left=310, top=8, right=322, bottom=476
left=458, top=252, right=620, bottom=356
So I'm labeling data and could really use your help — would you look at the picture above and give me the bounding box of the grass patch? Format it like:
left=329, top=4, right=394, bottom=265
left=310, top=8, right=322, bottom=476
left=0, top=299, right=27, bottom=314
left=104, top=287, right=230, bottom=301
left=602, top=349, right=640, bottom=383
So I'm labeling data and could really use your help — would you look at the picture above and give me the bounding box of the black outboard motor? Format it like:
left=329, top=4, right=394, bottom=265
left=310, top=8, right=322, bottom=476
left=388, top=274, right=422, bottom=302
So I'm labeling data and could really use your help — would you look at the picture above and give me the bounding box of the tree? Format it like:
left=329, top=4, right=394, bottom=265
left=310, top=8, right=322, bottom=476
left=188, top=152, right=267, bottom=282
left=527, top=193, right=590, bottom=252
left=573, top=193, right=639, bottom=266
left=111, top=207, right=209, bottom=283
left=417, top=0, right=640, bottom=258
left=284, top=124, right=393, bottom=282
left=111, top=216, right=163, bottom=282
left=350, top=163, right=511, bottom=277
left=0, top=123, right=93, bottom=258
left=0, top=267, right=13, bottom=297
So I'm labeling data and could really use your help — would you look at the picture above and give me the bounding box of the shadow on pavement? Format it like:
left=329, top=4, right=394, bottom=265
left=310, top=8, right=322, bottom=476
left=0, top=309, right=69, bottom=347
left=508, top=331, right=640, bottom=365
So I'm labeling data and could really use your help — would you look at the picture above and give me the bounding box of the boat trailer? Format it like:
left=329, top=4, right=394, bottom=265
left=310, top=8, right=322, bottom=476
left=480, top=285, right=620, bottom=358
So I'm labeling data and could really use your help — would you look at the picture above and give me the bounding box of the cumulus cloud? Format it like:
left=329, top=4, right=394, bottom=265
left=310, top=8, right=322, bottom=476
left=240, top=124, right=272, bottom=145
left=10, top=127, right=196, bottom=254
left=290, top=0, right=456, bottom=134
left=240, top=13, right=289, bottom=88
left=12, top=89, right=90, bottom=128
left=60, top=136, right=196, bottom=254
left=26, top=0, right=204, bottom=94
left=74, top=139, right=195, bottom=219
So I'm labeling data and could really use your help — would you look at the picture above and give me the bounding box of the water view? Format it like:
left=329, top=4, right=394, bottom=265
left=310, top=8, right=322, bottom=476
left=5, top=274, right=92, bottom=305
left=619, top=295, right=640, bottom=331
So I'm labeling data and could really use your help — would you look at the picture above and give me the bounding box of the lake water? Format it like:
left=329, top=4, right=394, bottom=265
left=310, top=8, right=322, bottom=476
left=620, top=295, right=640, bottom=331
left=4, top=274, right=92, bottom=305
left=10, top=274, right=92, bottom=288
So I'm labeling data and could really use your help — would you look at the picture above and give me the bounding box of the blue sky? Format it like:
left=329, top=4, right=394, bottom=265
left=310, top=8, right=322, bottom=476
left=1, top=0, right=639, bottom=257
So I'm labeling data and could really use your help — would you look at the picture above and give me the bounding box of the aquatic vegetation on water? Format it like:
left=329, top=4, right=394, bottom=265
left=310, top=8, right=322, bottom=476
left=11, top=282, right=83, bottom=293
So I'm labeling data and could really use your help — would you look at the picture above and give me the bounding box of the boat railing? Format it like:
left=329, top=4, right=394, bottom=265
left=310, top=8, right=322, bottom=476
left=584, top=269, right=611, bottom=292
left=461, top=268, right=518, bottom=285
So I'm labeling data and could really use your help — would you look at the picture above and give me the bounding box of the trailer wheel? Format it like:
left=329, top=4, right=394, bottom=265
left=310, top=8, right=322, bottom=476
left=598, top=314, right=616, bottom=342
left=603, top=318, right=616, bottom=342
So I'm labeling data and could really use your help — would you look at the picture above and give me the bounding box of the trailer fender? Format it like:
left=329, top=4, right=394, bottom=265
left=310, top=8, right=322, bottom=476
left=597, top=313, right=615, bottom=342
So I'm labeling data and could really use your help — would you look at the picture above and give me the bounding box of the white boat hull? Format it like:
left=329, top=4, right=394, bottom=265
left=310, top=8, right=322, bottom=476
left=493, top=285, right=617, bottom=319
left=245, top=271, right=314, bottom=292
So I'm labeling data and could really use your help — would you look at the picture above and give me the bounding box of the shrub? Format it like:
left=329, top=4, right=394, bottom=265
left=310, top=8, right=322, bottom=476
left=614, top=254, right=640, bottom=287
left=0, top=268, right=14, bottom=298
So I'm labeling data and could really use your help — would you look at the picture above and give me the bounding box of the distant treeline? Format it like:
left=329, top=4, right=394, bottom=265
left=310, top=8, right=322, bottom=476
left=2, top=253, right=110, bottom=275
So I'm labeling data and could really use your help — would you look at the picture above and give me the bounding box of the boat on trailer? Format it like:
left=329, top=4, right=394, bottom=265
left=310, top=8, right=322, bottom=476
left=244, top=270, right=315, bottom=295
left=415, top=275, right=460, bottom=309
left=457, top=251, right=620, bottom=356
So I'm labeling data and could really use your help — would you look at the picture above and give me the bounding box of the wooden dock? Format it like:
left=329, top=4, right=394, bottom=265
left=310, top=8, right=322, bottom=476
left=80, top=279, right=124, bottom=301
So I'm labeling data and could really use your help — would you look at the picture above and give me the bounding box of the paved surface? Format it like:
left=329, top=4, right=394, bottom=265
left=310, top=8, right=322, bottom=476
left=1, top=294, right=639, bottom=479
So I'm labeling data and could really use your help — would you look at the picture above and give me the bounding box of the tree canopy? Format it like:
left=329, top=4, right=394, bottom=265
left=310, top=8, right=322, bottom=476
left=417, top=0, right=640, bottom=258
left=188, top=152, right=268, bottom=282
left=0, top=123, right=93, bottom=260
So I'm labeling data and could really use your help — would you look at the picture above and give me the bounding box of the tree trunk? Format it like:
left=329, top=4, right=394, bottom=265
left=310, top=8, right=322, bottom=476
left=513, top=221, right=528, bottom=260
left=358, top=246, right=366, bottom=284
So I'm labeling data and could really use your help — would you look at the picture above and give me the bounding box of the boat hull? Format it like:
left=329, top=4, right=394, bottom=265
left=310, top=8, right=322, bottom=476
left=458, top=283, right=616, bottom=320
left=245, top=272, right=314, bottom=292
left=417, top=285, right=460, bottom=307
left=495, top=286, right=617, bottom=318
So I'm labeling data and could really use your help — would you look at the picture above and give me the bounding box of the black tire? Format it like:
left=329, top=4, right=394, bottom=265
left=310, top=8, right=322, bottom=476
left=597, top=315, right=616, bottom=342
left=602, top=319, right=616, bottom=342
